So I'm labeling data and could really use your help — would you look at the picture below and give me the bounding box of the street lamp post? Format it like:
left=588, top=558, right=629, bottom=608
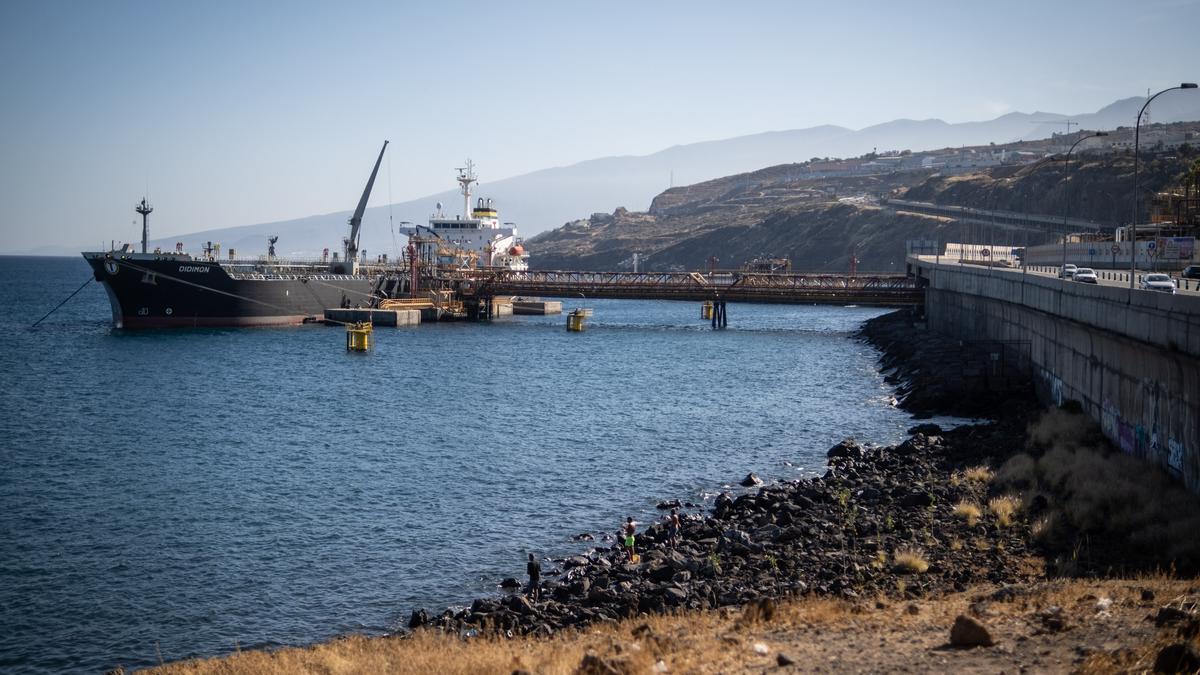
left=1130, top=83, right=1198, bottom=288
left=1063, top=131, right=1108, bottom=277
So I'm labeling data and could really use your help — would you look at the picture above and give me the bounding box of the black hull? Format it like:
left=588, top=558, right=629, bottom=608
left=82, top=253, right=378, bottom=328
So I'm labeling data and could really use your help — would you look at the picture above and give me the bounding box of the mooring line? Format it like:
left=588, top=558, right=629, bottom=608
left=30, top=277, right=93, bottom=328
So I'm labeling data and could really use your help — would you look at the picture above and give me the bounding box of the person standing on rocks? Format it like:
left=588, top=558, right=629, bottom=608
left=623, top=516, right=637, bottom=562
left=525, top=553, right=541, bottom=601
left=667, top=508, right=681, bottom=548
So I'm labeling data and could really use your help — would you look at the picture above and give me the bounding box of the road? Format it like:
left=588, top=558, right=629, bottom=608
left=916, top=256, right=1200, bottom=297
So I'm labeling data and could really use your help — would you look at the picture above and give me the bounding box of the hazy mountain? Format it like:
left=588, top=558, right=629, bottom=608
left=527, top=147, right=1198, bottom=274
left=45, top=94, right=1200, bottom=259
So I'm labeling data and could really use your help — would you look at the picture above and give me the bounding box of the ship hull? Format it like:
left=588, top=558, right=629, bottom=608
left=83, top=252, right=378, bottom=328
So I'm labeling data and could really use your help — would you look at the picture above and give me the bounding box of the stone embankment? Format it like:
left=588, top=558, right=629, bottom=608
left=857, top=309, right=1031, bottom=418
left=409, top=408, right=1042, bottom=638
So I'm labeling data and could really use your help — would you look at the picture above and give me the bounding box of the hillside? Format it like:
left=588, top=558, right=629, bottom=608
left=527, top=132, right=1200, bottom=273
left=52, top=95, right=1197, bottom=260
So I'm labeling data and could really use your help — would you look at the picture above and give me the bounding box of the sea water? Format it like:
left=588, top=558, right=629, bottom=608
left=0, top=256, right=925, bottom=672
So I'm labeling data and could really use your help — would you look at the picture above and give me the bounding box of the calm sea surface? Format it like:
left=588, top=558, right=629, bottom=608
left=0, top=256, right=929, bottom=672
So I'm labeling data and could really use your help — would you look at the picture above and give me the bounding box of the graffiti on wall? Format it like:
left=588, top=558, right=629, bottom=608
left=1119, top=422, right=1136, bottom=455
left=1041, top=371, right=1190, bottom=480
left=1037, top=368, right=1064, bottom=407
left=1168, top=438, right=1185, bottom=473
left=1101, top=399, right=1119, bottom=440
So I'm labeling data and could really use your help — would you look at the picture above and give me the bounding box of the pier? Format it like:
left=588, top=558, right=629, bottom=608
left=452, top=269, right=923, bottom=306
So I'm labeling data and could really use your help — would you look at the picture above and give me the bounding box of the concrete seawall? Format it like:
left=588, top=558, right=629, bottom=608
left=909, top=258, right=1200, bottom=492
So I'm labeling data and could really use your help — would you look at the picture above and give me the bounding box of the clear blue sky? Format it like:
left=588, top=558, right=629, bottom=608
left=1, top=0, right=1197, bottom=252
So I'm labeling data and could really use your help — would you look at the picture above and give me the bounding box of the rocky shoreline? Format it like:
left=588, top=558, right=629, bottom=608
left=405, top=311, right=1043, bottom=638
left=856, top=309, right=1031, bottom=418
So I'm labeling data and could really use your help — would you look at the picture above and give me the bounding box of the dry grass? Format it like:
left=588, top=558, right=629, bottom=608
left=953, top=500, right=982, bottom=526
left=961, top=465, right=994, bottom=484
left=892, top=548, right=930, bottom=573
left=139, top=596, right=858, bottom=675
left=988, top=495, right=1021, bottom=527
left=1031, top=515, right=1053, bottom=541
left=996, top=408, right=1200, bottom=573
left=134, top=576, right=1200, bottom=675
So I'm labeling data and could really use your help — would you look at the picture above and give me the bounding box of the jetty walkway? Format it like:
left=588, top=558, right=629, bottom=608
left=454, top=269, right=923, bottom=306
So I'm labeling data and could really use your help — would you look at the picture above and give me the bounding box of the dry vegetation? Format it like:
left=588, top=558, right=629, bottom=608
left=996, top=408, right=1200, bottom=575
left=987, top=495, right=1021, bottom=527
left=952, top=500, right=982, bottom=526
left=961, top=466, right=994, bottom=484
left=892, top=547, right=931, bottom=574
left=135, top=577, right=1200, bottom=675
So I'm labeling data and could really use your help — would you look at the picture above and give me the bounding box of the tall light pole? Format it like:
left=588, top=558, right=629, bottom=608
left=1063, top=131, right=1108, bottom=276
left=1130, top=83, right=1198, bottom=288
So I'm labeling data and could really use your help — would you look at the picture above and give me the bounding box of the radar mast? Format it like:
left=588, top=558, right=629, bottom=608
left=136, top=198, right=153, bottom=253
left=456, top=159, right=477, bottom=219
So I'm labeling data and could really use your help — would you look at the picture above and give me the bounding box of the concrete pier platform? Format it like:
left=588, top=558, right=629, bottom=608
left=492, top=298, right=514, bottom=316
left=324, top=308, right=421, bottom=326
left=513, top=300, right=563, bottom=315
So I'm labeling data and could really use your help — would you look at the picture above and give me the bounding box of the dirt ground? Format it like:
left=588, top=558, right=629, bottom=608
left=142, top=576, right=1199, bottom=675
left=690, top=578, right=1196, bottom=674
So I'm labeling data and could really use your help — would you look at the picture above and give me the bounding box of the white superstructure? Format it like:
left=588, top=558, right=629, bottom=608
left=399, top=160, right=529, bottom=270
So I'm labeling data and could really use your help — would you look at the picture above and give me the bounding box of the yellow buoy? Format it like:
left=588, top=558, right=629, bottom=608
left=701, top=300, right=714, bottom=319
left=566, top=308, right=592, bottom=332
left=345, top=321, right=373, bottom=351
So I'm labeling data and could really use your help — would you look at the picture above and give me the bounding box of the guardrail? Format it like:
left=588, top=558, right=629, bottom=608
left=459, top=269, right=924, bottom=306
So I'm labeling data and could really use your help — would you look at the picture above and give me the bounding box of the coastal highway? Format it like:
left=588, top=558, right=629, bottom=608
left=914, top=256, right=1200, bottom=297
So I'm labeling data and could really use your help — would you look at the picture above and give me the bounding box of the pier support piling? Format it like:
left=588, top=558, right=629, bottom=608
left=710, top=300, right=727, bottom=329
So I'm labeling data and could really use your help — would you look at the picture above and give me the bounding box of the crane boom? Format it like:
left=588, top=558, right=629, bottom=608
left=346, top=140, right=389, bottom=262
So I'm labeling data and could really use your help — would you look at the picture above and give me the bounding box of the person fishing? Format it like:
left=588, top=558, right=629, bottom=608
left=623, top=516, right=637, bottom=562
left=667, top=508, right=681, bottom=548
left=526, top=553, right=541, bottom=601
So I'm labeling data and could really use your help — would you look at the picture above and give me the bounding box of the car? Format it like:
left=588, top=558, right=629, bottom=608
left=1058, top=264, right=1078, bottom=279
left=1073, top=268, right=1098, bottom=283
left=1182, top=265, right=1200, bottom=280
left=1140, top=273, right=1177, bottom=294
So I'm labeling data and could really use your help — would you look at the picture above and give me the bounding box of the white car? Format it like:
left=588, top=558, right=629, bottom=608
left=1059, top=264, right=1078, bottom=279
left=1073, top=268, right=1098, bottom=284
left=1140, top=273, right=1177, bottom=294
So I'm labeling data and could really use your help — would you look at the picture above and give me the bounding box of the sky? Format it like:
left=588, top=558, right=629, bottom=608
left=1, top=0, right=1199, bottom=253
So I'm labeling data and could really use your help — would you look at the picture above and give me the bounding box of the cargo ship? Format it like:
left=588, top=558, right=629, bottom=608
left=83, top=142, right=395, bottom=328
left=397, top=159, right=529, bottom=271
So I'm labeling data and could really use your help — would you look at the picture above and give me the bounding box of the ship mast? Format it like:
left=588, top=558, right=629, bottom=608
left=345, top=140, right=389, bottom=265
left=136, top=198, right=153, bottom=253
left=456, top=159, right=476, bottom=219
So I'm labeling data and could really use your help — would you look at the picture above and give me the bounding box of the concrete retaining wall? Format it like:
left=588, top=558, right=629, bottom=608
left=1022, top=240, right=1195, bottom=270
left=910, top=258, right=1200, bottom=492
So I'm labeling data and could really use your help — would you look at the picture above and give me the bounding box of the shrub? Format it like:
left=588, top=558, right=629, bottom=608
left=988, top=496, right=1021, bottom=527
left=953, top=501, right=982, bottom=527
left=995, top=453, right=1037, bottom=489
left=893, top=548, right=929, bottom=573
left=962, top=466, right=994, bottom=483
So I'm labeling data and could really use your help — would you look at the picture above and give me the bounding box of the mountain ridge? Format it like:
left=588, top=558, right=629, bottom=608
left=22, top=95, right=1200, bottom=258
